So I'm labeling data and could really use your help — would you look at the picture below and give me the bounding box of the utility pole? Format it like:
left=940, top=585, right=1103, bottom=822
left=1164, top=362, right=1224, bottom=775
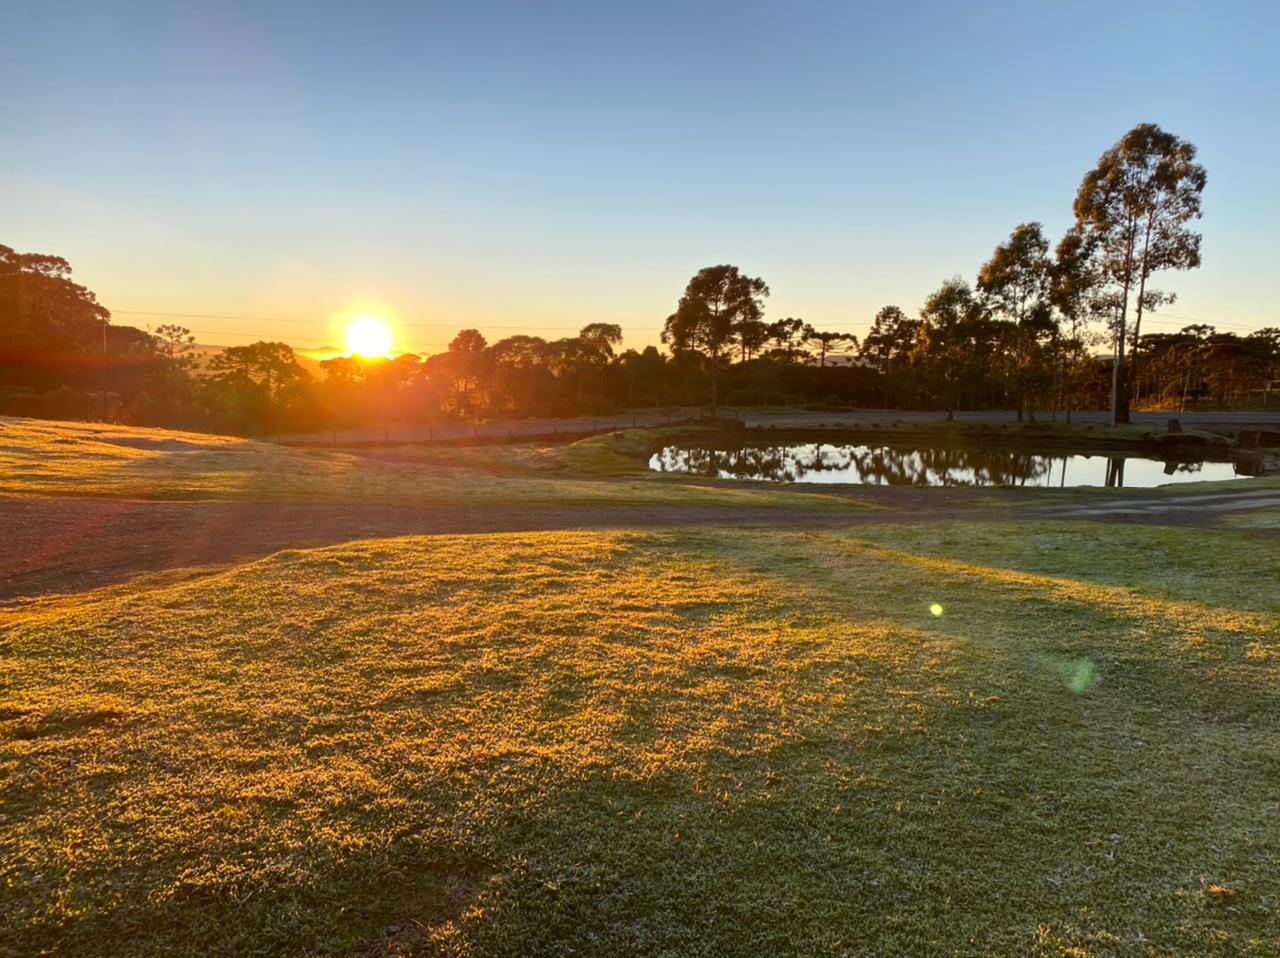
left=1109, top=305, right=1124, bottom=427
left=101, top=313, right=109, bottom=421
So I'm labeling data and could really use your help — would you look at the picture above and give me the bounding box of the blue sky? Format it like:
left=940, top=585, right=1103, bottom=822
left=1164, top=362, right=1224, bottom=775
left=4, top=0, right=1277, bottom=353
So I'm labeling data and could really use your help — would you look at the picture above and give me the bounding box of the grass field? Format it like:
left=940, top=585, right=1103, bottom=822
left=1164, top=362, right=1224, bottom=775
left=0, top=417, right=871, bottom=511
left=3, top=515, right=1278, bottom=956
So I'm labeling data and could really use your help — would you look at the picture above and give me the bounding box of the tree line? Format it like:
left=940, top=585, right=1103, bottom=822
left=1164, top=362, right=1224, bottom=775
left=3, top=124, right=1277, bottom=434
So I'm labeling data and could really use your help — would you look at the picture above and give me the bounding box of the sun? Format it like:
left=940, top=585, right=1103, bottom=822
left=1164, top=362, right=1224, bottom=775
left=344, top=315, right=394, bottom=358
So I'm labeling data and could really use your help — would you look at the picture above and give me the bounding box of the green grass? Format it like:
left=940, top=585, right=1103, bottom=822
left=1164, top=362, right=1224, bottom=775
left=554, top=425, right=693, bottom=475
left=855, top=520, right=1280, bottom=613
left=3, top=523, right=1277, bottom=957
left=1220, top=507, right=1280, bottom=530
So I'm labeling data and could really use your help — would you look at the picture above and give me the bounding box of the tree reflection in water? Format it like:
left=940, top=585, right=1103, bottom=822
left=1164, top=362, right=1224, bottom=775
left=650, top=443, right=1222, bottom=488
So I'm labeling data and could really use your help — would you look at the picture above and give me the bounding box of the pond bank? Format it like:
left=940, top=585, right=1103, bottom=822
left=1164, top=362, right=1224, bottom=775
left=629, top=419, right=1279, bottom=481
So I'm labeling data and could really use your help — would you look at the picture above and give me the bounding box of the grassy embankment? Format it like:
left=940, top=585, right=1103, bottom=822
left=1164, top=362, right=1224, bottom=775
left=3, top=520, right=1278, bottom=957
left=0, top=417, right=868, bottom=511
left=2, top=416, right=1277, bottom=955
left=4, top=417, right=1274, bottom=510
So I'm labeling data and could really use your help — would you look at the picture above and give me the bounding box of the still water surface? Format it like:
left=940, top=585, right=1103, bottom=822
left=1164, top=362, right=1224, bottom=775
left=649, top=442, right=1247, bottom=488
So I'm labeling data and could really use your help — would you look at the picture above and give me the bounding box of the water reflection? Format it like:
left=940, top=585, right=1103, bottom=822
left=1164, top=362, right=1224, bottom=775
left=650, top=442, right=1244, bottom=488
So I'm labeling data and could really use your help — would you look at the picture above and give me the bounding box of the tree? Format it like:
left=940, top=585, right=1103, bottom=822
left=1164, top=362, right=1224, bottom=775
left=736, top=318, right=770, bottom=361
left=204, top=341, right=310, bottom=432
left=977, top=223, right=1058, bottom=421
left=449, top=328, right=488, bottom=354
left=861, top=306, right=920, bottom=407
left=618, top=345, right=670, bottom=406
left=428, top=329, right=490, bottom=417
left=0, top=243, right=111, bottom=394
left=489, top=335, right=551, bottom=369
left=803, top=327, right=858, bottom=367
left=916, top=278, right=991, bottom=420
left=572, top=323, right=623, bottom=405
left=129, top=322, right=197, bottom=418
left=207, top=342, right=307, bottom=402
left=1049, top=230, right=1110, bottom=422
left=661, top=265, right=769, bottom=411
left=578, top=323, right=623, bottom=360
left=765, top=317, right=807, bottom=362
left=153, top=324, right=195, bottom=365
left=1073, top=123, right=1207, bottom=423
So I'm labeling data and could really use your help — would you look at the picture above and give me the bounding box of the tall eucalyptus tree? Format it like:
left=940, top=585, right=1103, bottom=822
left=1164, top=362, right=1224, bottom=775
left=1072, top=124, right=1206, bottom=422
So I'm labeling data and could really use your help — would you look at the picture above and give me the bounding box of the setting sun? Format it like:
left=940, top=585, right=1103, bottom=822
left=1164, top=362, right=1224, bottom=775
left=344, top=315, right=394, bottom=358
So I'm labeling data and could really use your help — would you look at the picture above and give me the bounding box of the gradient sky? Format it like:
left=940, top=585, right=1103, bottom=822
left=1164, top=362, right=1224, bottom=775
left=4, top=0, right=1277, bottom=355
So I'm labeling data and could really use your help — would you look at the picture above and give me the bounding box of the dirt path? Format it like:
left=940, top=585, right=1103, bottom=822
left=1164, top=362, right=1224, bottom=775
left=0, top=497, right=902, bottom=602
left=2, top=485, right=1276, bottom=603
left=278, top=408, right=1280, bottom=446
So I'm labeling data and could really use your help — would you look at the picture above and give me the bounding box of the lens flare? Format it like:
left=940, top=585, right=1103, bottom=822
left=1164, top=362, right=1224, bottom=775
left=1066, top=658, right=1098, bottom=693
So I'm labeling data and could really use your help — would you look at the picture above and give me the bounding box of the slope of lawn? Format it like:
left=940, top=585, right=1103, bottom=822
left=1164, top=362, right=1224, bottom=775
left=1222, top=507, right=1280, bottom=530
left=0, top=417, right=867, bottom=511
left=2, top=523, right=1277, bottom=957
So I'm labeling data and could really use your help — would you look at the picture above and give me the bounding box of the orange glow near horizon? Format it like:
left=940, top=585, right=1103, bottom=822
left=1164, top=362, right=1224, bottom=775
left=343, top=315, right=395, bottom=358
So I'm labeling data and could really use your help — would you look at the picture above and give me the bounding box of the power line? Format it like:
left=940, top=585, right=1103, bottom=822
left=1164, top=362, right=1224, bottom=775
left=112, top=309, right=656, bottom=332
left=1142, top=311, right=1267, bottom=332
left=112, top=308, right=869, bottom=334
left=183, top=328, right=454, bottom=351
left=115, top=307, right=1275, bottom=343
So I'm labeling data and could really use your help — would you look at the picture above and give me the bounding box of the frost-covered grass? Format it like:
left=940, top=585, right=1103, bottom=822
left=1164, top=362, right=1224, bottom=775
left=2, top=524, right=1277, bottom=957
left=0, top=417, right=865, bottom=510
left=1220, top=507, right=1280, bottom=529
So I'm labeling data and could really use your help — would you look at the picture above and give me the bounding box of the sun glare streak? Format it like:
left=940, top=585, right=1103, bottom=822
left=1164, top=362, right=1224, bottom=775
left=344, top=315, right=394, bottom=358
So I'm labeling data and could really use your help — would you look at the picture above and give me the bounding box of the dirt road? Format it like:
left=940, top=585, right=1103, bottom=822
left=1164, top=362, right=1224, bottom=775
left=278, top=408, right=1280, bottom=447
left=2, top=483, right=1276, bottom=603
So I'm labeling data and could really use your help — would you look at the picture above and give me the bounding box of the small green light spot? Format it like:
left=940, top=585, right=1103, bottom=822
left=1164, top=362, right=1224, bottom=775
left=929, top=603, right=944, bottom=617
left=1067, top=659, right=1098, bottom=693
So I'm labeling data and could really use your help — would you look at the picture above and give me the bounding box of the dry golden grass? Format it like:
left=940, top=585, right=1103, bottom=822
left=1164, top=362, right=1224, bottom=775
left=2, top=523, right=1277, bottom=956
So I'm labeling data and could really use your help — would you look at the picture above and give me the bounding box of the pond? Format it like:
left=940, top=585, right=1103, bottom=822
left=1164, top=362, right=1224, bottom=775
left=649, top=441, right=1250, bottom=488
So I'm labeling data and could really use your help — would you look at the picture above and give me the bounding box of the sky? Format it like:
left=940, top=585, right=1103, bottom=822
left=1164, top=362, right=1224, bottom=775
left=4, top=0, right=1278, bottom=355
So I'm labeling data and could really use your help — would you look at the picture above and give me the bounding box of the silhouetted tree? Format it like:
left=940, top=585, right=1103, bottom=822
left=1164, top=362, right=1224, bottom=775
left=736, top=318, right=770, bottom=361
left=978, top=222, right=1058, bottom=421
left=1073, top=123, right=1206, bottom=422
left=205, top=341, right=310, bottom=433
left=765, top=317, right=808, bottom=362
left=661, top=265, right=769, bottom=411
left=427, top=329, right=490, bottom=417
left=803, top=327, right=858, bottom=367
left=578, top=323, right=623, bottom=359
left=0, top=243, right=112, bottom=404
left=916, top=278, right=991, bottom=420
left=861, top=306, right=920, bottom=407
